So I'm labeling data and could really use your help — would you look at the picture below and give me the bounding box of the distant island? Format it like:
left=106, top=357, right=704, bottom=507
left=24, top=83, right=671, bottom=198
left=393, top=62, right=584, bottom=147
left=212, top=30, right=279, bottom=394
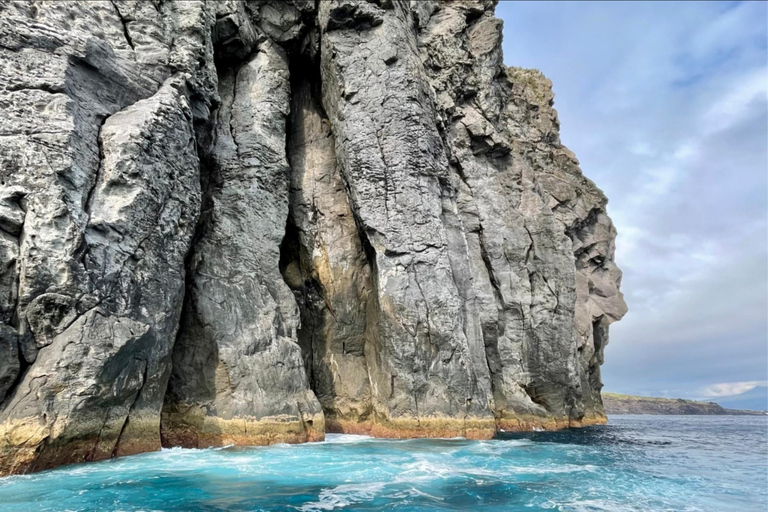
left=603, top=393, right=767, bottom=416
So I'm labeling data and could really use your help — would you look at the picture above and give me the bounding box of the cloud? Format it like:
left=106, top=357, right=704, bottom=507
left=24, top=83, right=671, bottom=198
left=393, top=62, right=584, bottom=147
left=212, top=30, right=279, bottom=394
left=703, top=67, right=768, bottom=134
left=498, top=1, right=768, bottom=398
left=699, top=381, right=768, bottom=398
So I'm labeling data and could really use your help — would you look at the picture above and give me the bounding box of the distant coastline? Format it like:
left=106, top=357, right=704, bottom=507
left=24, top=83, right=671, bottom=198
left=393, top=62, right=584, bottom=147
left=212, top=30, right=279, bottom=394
left=603, top=393, right=767, bottom=416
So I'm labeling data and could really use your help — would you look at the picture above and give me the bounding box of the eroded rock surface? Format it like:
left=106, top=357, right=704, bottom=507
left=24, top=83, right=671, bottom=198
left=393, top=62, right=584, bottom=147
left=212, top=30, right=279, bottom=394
left=161, top=42, right=324, bottom=448
left=0, top=0, right=626, bottom=475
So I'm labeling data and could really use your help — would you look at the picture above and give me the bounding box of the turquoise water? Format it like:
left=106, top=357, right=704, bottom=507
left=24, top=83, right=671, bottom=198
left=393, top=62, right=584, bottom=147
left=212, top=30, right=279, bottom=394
left=0, top=415, right=765, bottom=511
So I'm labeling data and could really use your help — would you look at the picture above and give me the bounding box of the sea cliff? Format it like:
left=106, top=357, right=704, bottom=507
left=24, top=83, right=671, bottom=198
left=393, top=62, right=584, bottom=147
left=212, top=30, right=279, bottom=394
left=0, top=0, right=626, bottom=475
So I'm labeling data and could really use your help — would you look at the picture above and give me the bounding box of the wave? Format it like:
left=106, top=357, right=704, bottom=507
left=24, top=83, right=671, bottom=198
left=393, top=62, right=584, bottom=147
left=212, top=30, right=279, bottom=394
left=323, top=434, right=374, bottom=444
left=299, top=482, right=387, bottom=511
left=551, top=498, right=705, bottom=512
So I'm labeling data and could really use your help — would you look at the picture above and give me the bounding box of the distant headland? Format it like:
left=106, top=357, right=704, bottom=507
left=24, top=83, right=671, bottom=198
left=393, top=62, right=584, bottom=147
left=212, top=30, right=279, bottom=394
left=603, top=393, right=767, bottom=416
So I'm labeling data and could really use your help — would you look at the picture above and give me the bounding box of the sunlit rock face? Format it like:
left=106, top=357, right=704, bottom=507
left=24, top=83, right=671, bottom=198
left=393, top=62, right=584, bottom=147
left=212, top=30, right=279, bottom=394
left=0, top=0, right=626, bottom=475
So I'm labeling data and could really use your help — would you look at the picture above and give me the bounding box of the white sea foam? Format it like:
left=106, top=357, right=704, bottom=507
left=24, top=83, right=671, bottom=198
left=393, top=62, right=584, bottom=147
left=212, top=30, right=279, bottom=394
left=323, top=434, right=374, bottom=444
left=299, top=482, right=387, bottom=511
left=509, top=464, right=599, bottom=475
left=549, top=498, right=705, bottom=512
left=392, top=486, right=445, bottom=502
left=397, top=456, right=598, bottom=483
left=468, top=439, right=532, bottom=451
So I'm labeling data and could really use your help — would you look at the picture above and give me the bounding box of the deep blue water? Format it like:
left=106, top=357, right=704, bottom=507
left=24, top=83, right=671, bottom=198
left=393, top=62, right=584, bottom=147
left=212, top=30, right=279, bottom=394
left=0, top=415, right=765, bottom=511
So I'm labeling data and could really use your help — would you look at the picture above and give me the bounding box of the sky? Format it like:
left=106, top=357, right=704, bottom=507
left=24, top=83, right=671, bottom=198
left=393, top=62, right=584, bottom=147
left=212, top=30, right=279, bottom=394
left=497, top=1, right=768, bottom=407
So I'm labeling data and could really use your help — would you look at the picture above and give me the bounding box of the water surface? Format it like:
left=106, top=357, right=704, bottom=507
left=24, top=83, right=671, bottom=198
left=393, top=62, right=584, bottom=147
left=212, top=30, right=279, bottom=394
left=0, top=415, right=765, bottom=511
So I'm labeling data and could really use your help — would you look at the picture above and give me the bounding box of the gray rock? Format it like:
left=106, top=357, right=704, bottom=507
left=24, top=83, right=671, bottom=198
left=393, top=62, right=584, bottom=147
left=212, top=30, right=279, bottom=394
left=0, top=0, right=626, bottom=475
left=161, top=41, right=324, bottom=449
left=0, top=325, right=19, bottom=404
left=284, top=70, right=375, bottom=432
left=412, top=2, right=627, bottom=429
left=0, top=76, right=202, bottom=475
left=318, top=0, right=497, bottom=438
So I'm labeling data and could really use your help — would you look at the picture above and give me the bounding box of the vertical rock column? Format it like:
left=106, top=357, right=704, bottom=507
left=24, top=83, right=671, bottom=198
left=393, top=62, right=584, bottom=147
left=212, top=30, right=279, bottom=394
left=0, top=0, right=218, bottom=475
left=0, top=77, right=202, bottom=474
left=414, top=1, right=627, bottom=428
left=161, top=41, right=324, bottom=448
left=318, top=0, right=496, bottom=438
left=505, top=67, right=628, bottom=424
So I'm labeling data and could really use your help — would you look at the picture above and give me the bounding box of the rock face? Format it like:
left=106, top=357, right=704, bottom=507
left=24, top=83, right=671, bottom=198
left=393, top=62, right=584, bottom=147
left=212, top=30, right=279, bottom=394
left=0, top=0, right=626, bottom=475
left=161, top=41, right=324, bottom=448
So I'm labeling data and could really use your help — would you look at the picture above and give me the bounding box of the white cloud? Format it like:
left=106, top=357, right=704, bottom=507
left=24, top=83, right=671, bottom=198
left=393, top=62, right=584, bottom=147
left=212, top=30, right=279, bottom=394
left=699, top=381, right=768, bottom=398
left=703, top=68, right=768, bottom=135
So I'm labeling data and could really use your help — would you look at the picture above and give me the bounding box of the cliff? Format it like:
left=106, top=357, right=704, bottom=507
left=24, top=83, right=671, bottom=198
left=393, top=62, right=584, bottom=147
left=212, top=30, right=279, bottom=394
left=603, top=393, right=768, bottom=416
left=0, top=0, right=626, bottom=475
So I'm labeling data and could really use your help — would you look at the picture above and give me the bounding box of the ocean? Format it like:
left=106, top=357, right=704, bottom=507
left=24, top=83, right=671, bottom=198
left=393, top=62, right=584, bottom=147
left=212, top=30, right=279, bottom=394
left=0, top=415, right=765, bottom=511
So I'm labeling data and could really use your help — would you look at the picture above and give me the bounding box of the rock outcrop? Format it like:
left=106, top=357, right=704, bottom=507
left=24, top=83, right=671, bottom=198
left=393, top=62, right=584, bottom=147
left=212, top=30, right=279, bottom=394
left=0, top=0, right=626, bottom=475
